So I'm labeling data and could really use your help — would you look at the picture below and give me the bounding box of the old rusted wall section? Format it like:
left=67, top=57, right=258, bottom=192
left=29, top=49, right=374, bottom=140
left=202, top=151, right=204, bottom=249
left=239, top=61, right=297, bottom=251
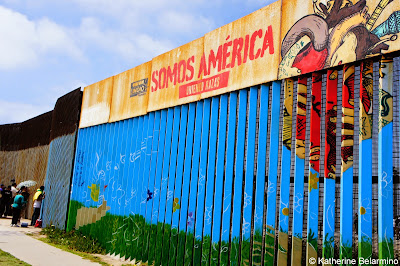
left=0, top=89, right=82, bottom=220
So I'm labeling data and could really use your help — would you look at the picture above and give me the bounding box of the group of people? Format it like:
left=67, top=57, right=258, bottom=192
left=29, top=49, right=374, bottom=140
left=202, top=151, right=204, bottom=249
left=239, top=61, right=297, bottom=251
left=0, top=183, right=44, bottom=227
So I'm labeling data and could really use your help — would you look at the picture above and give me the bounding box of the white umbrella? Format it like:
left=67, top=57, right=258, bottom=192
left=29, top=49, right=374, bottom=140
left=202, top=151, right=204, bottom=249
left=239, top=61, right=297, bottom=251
left=16, top=180, right=37, bottom=189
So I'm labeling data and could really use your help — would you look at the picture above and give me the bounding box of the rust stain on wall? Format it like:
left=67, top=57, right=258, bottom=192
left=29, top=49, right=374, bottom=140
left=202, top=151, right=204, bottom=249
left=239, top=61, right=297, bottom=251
left=109, top=62, right=151, bottom=122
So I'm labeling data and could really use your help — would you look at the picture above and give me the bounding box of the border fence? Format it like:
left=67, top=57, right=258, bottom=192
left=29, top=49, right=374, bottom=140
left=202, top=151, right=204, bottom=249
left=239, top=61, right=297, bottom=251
left=65, top=55, right=400, bottom=265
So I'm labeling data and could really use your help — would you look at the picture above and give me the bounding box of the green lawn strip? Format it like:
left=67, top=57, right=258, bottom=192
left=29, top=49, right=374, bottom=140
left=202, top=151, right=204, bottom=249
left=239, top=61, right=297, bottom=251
left=37, top=227, right=107, bottom=265
left=0, top=249, right=31, bottom=266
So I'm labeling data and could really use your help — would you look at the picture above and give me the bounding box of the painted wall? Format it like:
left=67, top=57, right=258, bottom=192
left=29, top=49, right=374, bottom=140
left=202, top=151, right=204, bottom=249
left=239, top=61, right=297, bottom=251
left=67, top=55, right=400, bottom=265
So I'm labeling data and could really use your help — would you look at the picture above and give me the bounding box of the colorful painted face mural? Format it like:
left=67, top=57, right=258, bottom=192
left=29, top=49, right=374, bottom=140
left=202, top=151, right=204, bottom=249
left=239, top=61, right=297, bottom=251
left=279, top=0, right=400, bottom=79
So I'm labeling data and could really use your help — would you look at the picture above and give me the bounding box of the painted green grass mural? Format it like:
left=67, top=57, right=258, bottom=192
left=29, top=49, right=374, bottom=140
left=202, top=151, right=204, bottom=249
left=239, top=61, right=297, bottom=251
left=67, top=200, right=253, bottom=265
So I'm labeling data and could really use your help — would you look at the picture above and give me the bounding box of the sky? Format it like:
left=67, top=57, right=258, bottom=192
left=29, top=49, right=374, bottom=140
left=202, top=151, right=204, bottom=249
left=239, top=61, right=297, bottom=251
left=0, top=0, right=276, bottom=124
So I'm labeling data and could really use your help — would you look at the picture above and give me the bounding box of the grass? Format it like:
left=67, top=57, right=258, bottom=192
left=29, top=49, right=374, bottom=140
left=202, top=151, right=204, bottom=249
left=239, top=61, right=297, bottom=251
left=41, top=227, right=106, bottom=254
left=0, top=249, right=30, bottom=266
left=38, top=226, right=107, bottom=265
left=379, top=238, right=394, bottom=261
left=67, top=200, right=254, bottom=265
left=68, top=200, right=393, bottom=266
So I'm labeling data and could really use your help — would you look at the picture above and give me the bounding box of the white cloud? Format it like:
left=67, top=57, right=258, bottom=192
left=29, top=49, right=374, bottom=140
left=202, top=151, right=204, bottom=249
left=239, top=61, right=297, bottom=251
left=0, top=78, right=85, bottom=124
left=0, top=6, right=83, bottom=70
left=158, top=11, right=215, bottom=36
left=0, top=100, right=52, bottom=124
left=43, top=80, right=85, bottom=104
left=75, top=17, right=174, bottom=62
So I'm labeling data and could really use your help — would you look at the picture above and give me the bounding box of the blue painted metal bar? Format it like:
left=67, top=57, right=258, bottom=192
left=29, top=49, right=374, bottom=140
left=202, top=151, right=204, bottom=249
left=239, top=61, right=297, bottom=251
left=184, top=101, right=204, bottom=266
left=148, top=109, right=168, bottom=265
left=219, top=92, right=238, bottom=266
left=277, top=79, right=294, bottom=266
left=201, top=97, right=220, bottom=266
left=115, top=120, right=130, bottom=257
left=89, top=123, right=107, bottom=243
left=161, top=106, right=182, bottom=266
left=77, top=125, right=91, bottom=232
left=251, top=84, right=269, bottom=265
left=142, top=111, right=161, bottom=264
left=176, top=102, right=196, bottom=266
left=110, top=120, right=129, bottom=256
left=264, top=81, right=282, bottom=266
left=229, top=89, right=247, bottom=266
left=127, top=116, right=144, bottom=260
left=193, top=98, right=211, bottom=264
left=72, top=126, right=89, bottom=212
left=241, top=87, right=258, bottom=265
left=340, top=65, right=355, bottom=262
left=167, top=104, right=189, bottom=265
left=108, top=121, right=124, bottom=255
left=358, top=60, right=374, bottom=261
left=100, top=123, right=116, bottom=252
left=122, top=118, right=138, bottom=259
left=96, top=123, right=112, bottom=253
left=131, top=115, right=148, bottom=262
left=154, top=108, right=174, bottom=266
left=210, top=94, right=229, bottom=266
left=82, top=124, right=99, bottom=235
left=136, top=112, right=155, bottom=262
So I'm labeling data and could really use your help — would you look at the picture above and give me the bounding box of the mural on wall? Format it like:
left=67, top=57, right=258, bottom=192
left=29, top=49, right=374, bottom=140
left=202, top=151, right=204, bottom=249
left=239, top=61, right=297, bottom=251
left=66, top=57, right=400, bottom=264
left=279, top=0, right=400, bottom=79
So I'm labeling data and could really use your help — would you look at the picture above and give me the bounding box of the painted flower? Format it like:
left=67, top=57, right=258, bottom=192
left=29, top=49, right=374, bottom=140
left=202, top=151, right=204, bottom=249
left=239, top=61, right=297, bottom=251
left=282, top=207, right=289, bottom=216
left=187, top=211, right=194, bottom=227
left=173, top=198, right=180, bottom=213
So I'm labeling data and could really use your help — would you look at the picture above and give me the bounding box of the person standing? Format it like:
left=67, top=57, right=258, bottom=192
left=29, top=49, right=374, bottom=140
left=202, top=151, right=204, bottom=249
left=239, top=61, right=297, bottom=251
left=0, top=186, right=12, bottom=217
left=20, top=187, right=30, bottom=220
left=11, top=188, right=26, bottom=227
left=0, top=184, right=4, bottom=214
left=10, top=183, right=18, bottom=205
left=31, top=186, right=44, bottom=226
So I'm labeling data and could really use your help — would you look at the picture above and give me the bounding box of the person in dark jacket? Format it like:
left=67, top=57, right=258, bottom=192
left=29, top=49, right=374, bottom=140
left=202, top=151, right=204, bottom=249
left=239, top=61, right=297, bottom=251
left=0, top=184, right=4, bottom=215
left=11, top=188, right=27, bottom=227
left=19, top=186, right=30, bottom=220
left=0, top=186, right=12, bottom=217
